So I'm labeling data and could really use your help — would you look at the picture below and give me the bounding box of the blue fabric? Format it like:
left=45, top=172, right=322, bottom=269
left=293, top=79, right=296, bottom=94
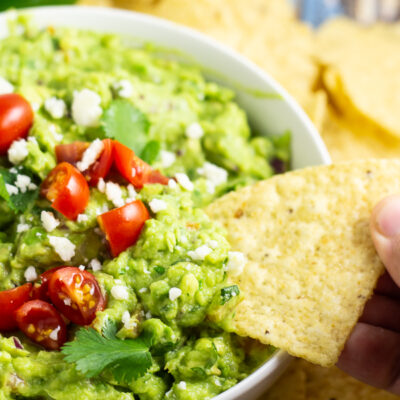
left=294, top=0, right=345, bottom=27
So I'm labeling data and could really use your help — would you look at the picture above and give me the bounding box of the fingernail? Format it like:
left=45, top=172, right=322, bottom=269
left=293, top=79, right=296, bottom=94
left=376, top=196, right=400, bottom=237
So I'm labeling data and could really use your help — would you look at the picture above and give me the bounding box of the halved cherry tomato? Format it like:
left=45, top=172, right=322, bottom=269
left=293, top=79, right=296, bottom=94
left=98, top=200, right=150, bottom=257
left=41, top=162, right=90, bottom=220
left=48, top=267, right=106, bottom=326
left=0, top=283, right=32, bottom=331
left=113, top=141, right=168, bottom=188
left=31, top=266, right=64, bottom=301
left=15, top=300, right=67, bottom=350
left=55, top=139, right=113, bottom=186
left=55, top=141, right=88, bottom=165
left=0, top=93, right=34, bottom=154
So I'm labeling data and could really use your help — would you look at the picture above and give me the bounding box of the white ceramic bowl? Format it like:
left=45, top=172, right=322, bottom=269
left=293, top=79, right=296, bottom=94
left=0, top=6, right=331, bottom=399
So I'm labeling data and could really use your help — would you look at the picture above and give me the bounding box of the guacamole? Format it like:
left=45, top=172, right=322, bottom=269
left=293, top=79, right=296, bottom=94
left=0, top=15, right=290, bottom=400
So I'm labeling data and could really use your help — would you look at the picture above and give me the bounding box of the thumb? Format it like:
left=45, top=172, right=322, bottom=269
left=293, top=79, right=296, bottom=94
left=370, top=194, right=400, bottom=287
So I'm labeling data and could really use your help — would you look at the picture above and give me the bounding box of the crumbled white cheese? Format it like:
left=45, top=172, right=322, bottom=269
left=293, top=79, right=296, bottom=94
left=175, top=173, right=194, bottom=191
left=149, top=198, right=167, bottom=213
left=121, top=311, right=137, bottom=329
left=177, top=381, right=187, bottom=390
left=49, top=124, right=63, bottom=142
left=105, top=182, right=124, bottom=208
left=24, top=266, right=37, bottom=282
left=31, top=102, right=40, bottom=112
left=77, top=139, right=104, bottom=172
left=72, top=89, right=102, bottom=127
left=168, top=179, right=178, bottom=189
left=197, top=162, right=228, bottom=188
left=78, top=265, right=86, bottom=271
left=125, top=184, right=137, bottom=204
left=188, top=245, right=212, bottom=261
left=96, top=204, right=109, bottom=216
left=97, top=178, right=106, bottom=193
left=15, top=175, right=36, bottom=193
left=17, top=223, right=30, bottom=233
left=185, top=122, right=203, bottom=139
left=111, top=285, right=129, bottom=300
left=48, top=236, right=76, bottom=262
left=113, top=80, right=133, bottom=98
left=49, top=326, right=60, bottom=341
left=89, top=258, right=102, bottom=272
left=145, top=311, right=152, bottom=320
left=0, top=77, right=14, bottom=95
left=226, top=251, right=247, bottom=276
left=44, top=97, right=66, bottom=119
left=138, top=288, right=148, bottom=294
left=160, top=150, right=176, bottom=168
left=63, top=297, right=72, bottom=306
left=77, top=214, right=88, bottom=223
left=131, top=168, right=136, bottom=177
left=8, top=139, right=28, bottom=165
left=169, top=287, right=182, bottom=301
left=5, top=183, right=18, bottom=196
left=208, top=240, right=219, bottom=249
left=41, top=211, right=60, bottom=232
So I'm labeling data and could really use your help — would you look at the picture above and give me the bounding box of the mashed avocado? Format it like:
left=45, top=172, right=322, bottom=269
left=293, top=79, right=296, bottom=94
left=0, top=15, right=288, bottom=400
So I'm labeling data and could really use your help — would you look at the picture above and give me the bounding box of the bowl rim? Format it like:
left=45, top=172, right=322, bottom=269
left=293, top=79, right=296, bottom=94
left=0, top=5, right=330, bottom=399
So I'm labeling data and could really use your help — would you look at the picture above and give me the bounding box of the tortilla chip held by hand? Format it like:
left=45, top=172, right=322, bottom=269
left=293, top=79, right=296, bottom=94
left=207, top=159, right=400, bottom=367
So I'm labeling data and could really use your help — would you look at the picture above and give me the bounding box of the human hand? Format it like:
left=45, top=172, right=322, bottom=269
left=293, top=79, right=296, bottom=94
left=337, top=194, right=400, bottom=394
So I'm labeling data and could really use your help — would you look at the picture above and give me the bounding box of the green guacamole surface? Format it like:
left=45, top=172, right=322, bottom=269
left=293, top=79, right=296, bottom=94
left=0, top=16, right=289, bottom=400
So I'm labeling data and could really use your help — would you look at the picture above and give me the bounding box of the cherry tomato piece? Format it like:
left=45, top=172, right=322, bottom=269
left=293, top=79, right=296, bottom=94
left=86, top=138, right=113, bottom=186
left=113, top=141, right=168, bottom=188
left=55, top=141, right=88, bottom=165
left=41, top=162, right=90, bottom=220
left=0, top=283, right=32, bottom=331
left=98, top=200, right=150, bottom=257
left=31, top=266, right=64, bottom=301
left=0, top=93, right=34, bottom=154
left=48, top=267, right=106, bottom=326
left=55, top=139, right=113, bottom=186
left=15, top=300, right=67, bottom=350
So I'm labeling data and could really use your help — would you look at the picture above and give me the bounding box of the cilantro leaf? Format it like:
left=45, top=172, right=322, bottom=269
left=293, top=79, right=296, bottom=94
left=102, top=100, right=150, bottom=155
left=220, top=285, right=240, bottom=305
left=0, top=166, right=39, bottom=213
left=140, top=140, right=160, bottom=164
left=61, top=319, right=152, bottom=382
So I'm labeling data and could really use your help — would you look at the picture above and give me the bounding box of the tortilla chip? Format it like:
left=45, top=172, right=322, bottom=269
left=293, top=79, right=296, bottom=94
left=316, top=18, right=400, bottom=141
left=301, top=361, right=399, bottom=400
left=206, top=159, right=400, bottom=366
left=320, top=107, right=400, bottom=162
left=261, top=361, right=306, bottom=400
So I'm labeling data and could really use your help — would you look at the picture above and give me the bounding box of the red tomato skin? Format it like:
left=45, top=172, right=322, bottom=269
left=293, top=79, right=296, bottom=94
left=0, top=283, right=32, bottom=331
left=55, top=139, right=113, bottom=186
left=55, top=142, right=88, bottom=165
left=15, top=300, right=67, bottom=350
left=48, top=267, right=106, bottom=326
left=98, top=200, right=150, bottom=257
left=113, top=141, right=168, bottom=188
left=41, top=162, right=90, bottom=220
left=0, top=94, right=34, bottom=154
left=31, top=266, right=65, bottom=301
left=86, top=138, right=113, bottom=186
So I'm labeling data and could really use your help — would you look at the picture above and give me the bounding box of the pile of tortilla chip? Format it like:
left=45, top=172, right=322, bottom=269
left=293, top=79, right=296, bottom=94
left=78, top=0, right=400, bottom=398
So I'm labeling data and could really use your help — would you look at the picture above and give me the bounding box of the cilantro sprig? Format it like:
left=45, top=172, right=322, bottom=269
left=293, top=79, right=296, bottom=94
left=102, top=100, right=160, bottom=164
left=0, top=166, right=39, bottom=212
left=61, top=320, right=153, bottom=382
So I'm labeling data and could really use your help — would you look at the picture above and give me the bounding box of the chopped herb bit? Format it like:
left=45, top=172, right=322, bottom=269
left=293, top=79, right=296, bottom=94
left=220, top=285, right=240, bottom=305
